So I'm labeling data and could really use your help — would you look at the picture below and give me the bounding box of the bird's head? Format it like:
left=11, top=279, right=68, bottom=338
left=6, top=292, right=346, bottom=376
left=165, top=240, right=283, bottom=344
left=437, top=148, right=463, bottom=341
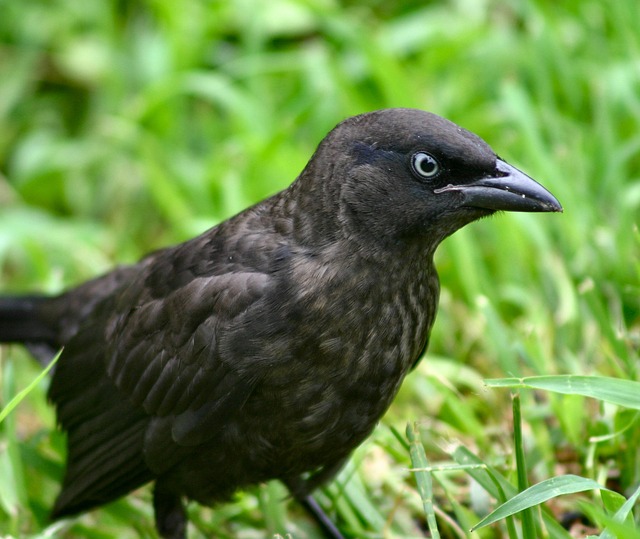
left=295, top=108, right=561, bottom=253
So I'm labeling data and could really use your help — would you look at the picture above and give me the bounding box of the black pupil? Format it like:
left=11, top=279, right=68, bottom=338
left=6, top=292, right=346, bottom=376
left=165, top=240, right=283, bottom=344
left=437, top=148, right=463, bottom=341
left=419, top=155, right=436, bottom=175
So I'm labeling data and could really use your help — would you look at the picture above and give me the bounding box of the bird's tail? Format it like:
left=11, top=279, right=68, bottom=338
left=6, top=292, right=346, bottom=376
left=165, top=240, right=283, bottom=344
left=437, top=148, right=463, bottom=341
left=0, top=295, right=61, bottom=365
left=0, top=295, right=57, bottom=344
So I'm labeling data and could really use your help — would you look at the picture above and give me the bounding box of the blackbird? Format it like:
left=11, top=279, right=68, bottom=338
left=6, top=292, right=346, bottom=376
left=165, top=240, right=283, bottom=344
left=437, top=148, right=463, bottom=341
left=0, top=108, right=562, bottom=538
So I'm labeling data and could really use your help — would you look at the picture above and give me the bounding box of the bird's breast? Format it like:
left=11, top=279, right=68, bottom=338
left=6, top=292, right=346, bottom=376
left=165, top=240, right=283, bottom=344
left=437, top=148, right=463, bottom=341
left=241, top=257, right=439, bottom=469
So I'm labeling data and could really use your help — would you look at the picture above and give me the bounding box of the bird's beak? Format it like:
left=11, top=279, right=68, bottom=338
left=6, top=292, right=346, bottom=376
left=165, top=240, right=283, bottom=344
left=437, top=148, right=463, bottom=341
left=436, top=159, right=563, bottom=212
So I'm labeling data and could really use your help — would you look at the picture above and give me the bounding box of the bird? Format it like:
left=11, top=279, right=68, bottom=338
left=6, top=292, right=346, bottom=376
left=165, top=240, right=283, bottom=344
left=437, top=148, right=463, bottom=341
left=0, top=108, right=562, bottom=539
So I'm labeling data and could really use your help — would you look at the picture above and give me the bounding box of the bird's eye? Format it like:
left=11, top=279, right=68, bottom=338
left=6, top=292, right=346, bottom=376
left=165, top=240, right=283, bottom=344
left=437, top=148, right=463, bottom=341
left=411, top=152, right=440, bottom=179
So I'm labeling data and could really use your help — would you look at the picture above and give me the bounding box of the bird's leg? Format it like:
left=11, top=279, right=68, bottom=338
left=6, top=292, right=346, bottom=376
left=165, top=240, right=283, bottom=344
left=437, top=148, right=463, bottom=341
left=286, top=459, right=348, bottom=539
left=153, top=482, right=187, bottom=539
left=300, top=495, right=346, bottom=539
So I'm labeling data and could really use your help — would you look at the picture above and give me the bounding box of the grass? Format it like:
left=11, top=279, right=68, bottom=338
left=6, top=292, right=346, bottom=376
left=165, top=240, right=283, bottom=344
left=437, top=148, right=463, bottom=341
left=1, top=0, right=639, bottom=537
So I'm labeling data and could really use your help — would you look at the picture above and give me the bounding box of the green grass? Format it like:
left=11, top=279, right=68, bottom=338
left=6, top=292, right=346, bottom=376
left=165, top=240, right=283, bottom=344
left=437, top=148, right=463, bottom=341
left=1, top=0, right=639, bottom=537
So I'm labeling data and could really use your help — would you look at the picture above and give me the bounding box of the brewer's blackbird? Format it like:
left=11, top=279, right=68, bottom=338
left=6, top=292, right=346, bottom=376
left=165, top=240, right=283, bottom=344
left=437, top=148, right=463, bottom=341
left=0, top=108, right=562, bottom=538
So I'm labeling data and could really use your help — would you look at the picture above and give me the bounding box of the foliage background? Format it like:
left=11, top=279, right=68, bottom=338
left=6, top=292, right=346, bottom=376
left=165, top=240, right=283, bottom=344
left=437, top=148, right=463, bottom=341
left=0, top=0, right=638, bottom=537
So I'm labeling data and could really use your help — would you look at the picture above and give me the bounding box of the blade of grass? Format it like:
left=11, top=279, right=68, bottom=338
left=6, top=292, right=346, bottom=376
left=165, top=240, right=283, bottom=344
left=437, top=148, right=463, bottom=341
left=0, top=350, right=60, bottom=423
left=600, top=483, right=640, bottom=539
left=512, top=392, right=538, bottom=539
left=453, top=446, right=572, bottom=539
left=471, top=475, right=608, bottom=531
left=580, top=498, right=640, bottom=539
left=485, top=375, right=640, bottom=410
left=406, top=422, right=440, bottom=539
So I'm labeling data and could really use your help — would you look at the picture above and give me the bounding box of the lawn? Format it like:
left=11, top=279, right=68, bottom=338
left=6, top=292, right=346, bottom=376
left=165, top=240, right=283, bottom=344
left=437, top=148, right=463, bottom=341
left=0, top=0, right=639, bottom=537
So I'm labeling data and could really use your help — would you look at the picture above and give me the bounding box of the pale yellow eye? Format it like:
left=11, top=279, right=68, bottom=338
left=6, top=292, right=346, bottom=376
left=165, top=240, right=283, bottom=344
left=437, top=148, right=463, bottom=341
left=412, top=152, right=440, bottom=179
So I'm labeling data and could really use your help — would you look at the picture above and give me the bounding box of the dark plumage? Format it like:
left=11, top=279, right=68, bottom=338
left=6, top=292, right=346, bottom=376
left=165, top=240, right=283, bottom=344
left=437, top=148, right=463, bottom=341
left=0, top=108, right=561, bottom=538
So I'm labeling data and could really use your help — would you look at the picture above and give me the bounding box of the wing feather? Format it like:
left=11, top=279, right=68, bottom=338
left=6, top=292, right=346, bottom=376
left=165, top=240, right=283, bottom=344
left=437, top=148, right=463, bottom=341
left=48, top=230, right=282, bottom=514
left=105, top=273, right=270, bottom=431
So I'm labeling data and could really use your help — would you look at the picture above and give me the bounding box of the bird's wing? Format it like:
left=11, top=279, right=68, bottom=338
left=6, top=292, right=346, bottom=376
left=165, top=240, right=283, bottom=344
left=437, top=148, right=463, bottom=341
left=105, top=269, right=272, bottom=447
left=48, top=237, right=279, bottom=511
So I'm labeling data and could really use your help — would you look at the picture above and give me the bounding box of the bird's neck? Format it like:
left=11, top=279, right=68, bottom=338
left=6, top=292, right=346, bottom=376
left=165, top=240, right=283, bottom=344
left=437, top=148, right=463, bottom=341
left=278, top=179, right=440, bottom=266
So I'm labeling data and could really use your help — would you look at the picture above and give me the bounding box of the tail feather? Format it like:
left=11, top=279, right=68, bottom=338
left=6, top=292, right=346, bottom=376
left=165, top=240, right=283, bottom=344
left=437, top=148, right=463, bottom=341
left=0, top=295, right=58, bottom=345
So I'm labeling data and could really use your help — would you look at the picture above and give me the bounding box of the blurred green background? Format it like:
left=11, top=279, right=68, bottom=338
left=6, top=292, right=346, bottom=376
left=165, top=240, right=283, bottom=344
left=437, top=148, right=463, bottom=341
left=0, top=0, right=638, bottom=537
